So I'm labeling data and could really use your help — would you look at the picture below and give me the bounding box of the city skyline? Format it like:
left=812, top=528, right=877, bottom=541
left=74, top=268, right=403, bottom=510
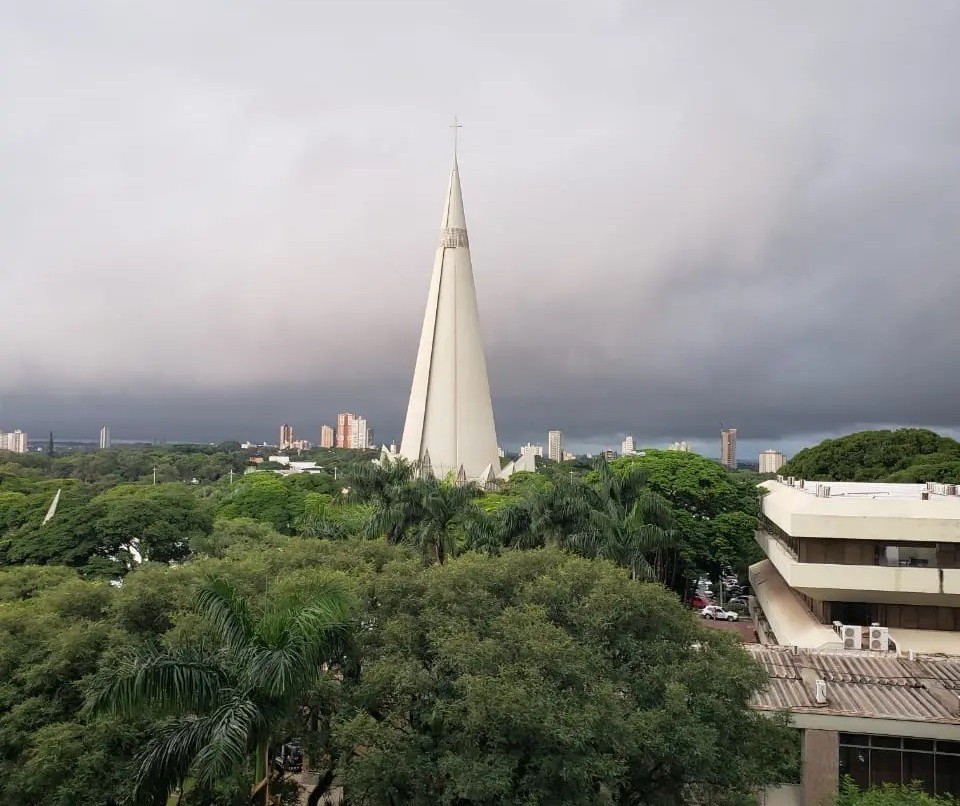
left=3, top=3, right=960, bottom=454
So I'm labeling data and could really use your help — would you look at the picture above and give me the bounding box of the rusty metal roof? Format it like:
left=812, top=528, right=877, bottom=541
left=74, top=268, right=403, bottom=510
left=747, top=645, right=960, bottom=724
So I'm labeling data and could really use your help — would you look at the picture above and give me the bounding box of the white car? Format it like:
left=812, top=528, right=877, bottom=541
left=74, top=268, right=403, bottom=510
left=701, top=605, right=739, bottom=622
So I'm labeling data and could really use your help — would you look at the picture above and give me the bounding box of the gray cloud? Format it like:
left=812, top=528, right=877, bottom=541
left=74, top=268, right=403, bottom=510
left=2, top=0, right=959, bottom=455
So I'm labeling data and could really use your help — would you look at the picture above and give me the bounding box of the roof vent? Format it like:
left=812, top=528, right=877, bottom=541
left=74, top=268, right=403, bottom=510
left=798, top=479, right=805, bottom=489
left=787, top=476, right=795, bottom=486
left=819, top=485, right=831, bottom=498
left=815, top=679, right=828, bottom=704
left=921, top=491, right=930, bottom=501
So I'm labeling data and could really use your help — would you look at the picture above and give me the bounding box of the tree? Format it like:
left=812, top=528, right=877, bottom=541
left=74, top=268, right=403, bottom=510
left=87, top=578, right=353, bottom=804
left=333, top=547, right=799, bottom=805
left=366, top=476, right=483, bottom=563
left=780, top=429, right=960, bottom=483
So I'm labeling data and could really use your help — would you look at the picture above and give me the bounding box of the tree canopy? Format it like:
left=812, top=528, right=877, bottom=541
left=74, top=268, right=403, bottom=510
left=779, top=428, right=960, bottom=483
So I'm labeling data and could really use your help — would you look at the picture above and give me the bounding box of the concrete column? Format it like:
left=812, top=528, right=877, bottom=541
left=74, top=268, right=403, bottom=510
left=802, top=729, right=838, bottom=806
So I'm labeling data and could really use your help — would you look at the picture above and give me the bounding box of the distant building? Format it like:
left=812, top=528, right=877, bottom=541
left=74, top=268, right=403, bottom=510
left=669, top=440, right=691, bottom=452
left=99, top=426, right=111, bottom=450
left=562, top=451, right=576, bottom=461
left=497, top=446, right=505, bottom=458
left=280, top=424, right=294, bottom=450
left=519, top=443, right=543, bottom=458
left=0, top=430, right=27, bottom=453
left=320, top=425, right=334, bottom=448
left=720, top=428, right=737, bottom=469
left=602, top=449, right=618, bottom=461
left=621, top=435, right=636, bottom=455
left=758, top=449, right=786, bottom=474
left=547, top=430, right=563, bottom=462
left=350, top=416, right=369, bottom=449
left=290, top=439, right=312, bottom=452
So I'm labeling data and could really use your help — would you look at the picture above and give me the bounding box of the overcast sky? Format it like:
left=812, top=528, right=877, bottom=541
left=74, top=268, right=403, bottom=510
left=2, top=1, right=959, bottom=457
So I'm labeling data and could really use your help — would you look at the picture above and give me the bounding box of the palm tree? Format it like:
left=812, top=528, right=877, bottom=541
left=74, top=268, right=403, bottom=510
left=87, top=578, right=352, bottom=804
left=367, top=476, right=483, bottom=563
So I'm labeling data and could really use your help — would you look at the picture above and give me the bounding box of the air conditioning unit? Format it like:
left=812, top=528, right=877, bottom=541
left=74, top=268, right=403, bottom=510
left=842, top=625, right=861, bottom=650
left=815, top=679, right=828, bottom=704
left=869, top=626, right=890, bottom=652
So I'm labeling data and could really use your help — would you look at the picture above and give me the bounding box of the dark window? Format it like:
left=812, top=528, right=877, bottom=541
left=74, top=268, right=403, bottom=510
left=839, top=746, right=870, bottom=790
left=870, top=749, right=902, bottom=787
left=902, top=752, right=935, bottom=795
left=936, top=754, right=960, bottom=797
left=904, top=738, right=934, bottom=752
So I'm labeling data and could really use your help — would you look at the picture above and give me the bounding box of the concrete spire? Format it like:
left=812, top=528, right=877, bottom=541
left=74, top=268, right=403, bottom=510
left=399, top=151, right=501, bottom=480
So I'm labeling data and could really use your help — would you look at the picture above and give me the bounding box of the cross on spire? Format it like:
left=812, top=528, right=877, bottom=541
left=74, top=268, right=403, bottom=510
left=450, top=115, right=462, bottom=158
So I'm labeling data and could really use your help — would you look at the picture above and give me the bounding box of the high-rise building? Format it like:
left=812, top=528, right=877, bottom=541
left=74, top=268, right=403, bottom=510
left=350, top=416, right=369, bottom=450
left=280, top=424, right=294, bottom=450
left=720, top=428, right=737, bottom=469
left=758, top=449, right=785, bottom=474
left=336, top=413, right=353, bottom=448
left=519, top=443, right=543, bottom=458
left=621, top=435, right=636, bottom=455
left=669, top=441, right=691, bottom=452
left=547, top=430, right=563, bottom=462
left=398, top=148, right=500, bottom=481
left=337, top=413, right=369, bottom=449
left=0, top=430, right=27, bottom=453
left=562, top=451, right=576, bottom=461
left=99, top=426, right=111, bottom=450
left=320, top=424, right=334, bottom=448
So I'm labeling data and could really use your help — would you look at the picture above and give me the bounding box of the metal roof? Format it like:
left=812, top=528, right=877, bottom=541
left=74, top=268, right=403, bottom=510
left=747, top=645, right=960, bottom=724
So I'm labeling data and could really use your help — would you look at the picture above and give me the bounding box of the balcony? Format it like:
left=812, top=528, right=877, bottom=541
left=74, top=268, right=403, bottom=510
left=754, top=530, right=960, bottom=605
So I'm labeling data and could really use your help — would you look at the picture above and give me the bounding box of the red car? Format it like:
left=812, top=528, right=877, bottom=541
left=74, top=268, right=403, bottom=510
left=691, top=594, right=712, bottom=609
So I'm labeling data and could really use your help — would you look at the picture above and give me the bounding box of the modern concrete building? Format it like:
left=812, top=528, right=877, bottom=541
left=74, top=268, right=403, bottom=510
left=279, top=424, right=294, bottom=451
left=320, top=425, right=334, bottom=448
left=519, top=443, right=543, bottom=458
left=547, top=430, right=563, bottom=462
left=720, top=428, right=737, bottom=468
left=621, top=435, right=636, bottom=455
left=750, top=644, right=960, bottom=805
left=99, top=426, right=111, bottom=450
left=349, top=416, right=369, bottom=450
left=0, top=430, right=27, bottom=453
left=759, top=449, right=786, bottom=474
left=398, top=149, right=501, bottom=482
left=750, top=479, right=960, bottom=656
left=669, top=440, right=691, bottom=452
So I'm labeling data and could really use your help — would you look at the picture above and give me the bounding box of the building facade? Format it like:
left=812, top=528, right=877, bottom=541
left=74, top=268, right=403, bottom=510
left=720, top=428, right=737, bottom=468
left=621, top=435, right=636, bottom=455
left=99, top=426, right=111, bottom=450
left=279, top=424, right=294, bottom=450
left=519, top=443, right=543, bottom=458
left=750, top=479, right=960, bottom=656
left=669, top=440, right=691, bottom=452
left=0, top=430, right=27, bottom=453
left=547, top=430, right=563, bottom=462
left=320, top=424, right=334, bottom=448
left=759, top=449, right=785, bottom=474
left=350, top=416, right=369, bottom=450
left=750, top=644, right=960, bottom=805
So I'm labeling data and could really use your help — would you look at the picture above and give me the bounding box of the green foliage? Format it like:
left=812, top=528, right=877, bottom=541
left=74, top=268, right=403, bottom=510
left=333, top=547, right=799, bottom=805
left=780, top=429, right=960, bottom=482
left=835, top=776, right=957, bottom=805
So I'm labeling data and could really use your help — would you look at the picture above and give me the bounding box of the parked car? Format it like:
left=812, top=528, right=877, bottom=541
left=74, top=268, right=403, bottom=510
left=691, top=594, right=712, bottom=609
left=726, top=596, right=749, bottom=609
left=701, top=605, right=739, bottom=622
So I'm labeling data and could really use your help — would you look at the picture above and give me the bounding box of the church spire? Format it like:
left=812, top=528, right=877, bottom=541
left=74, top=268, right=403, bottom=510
left=399, top=137, right=501, bottom=481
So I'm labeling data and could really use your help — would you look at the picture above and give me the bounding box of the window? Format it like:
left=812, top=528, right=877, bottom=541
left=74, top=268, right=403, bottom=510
left=838, top=735, right=960, bottom=797
left=875, top=544, right=938, bottom=568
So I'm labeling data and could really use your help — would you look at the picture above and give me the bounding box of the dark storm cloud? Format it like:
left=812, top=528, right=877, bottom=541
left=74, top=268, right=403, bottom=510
left=2, top=1, right=959, bottom=455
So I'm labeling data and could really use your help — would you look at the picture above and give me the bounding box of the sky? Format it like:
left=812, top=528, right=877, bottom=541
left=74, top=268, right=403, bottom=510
left=2, top=0, right=959, bottom=458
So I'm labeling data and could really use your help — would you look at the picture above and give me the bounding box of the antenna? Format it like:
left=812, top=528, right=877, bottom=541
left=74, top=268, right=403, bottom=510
left=449, top=115, right=462, bottom=158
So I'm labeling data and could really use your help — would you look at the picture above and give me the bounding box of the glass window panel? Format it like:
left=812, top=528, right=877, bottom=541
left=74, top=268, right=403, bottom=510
left=840, top=733, right=871, bottom=747
left=936, top=741, right=960, bottom=755
left=871, top=736, right=902, bottom=748
left=902, top=751, right=935, bottom=795
left=839, top=746, right=869, bottom=790
left=870, top=749, right=902, bottom=787
left=936, top=754, right=960, bottom=798
left=904, top=738, right=934, bottom=752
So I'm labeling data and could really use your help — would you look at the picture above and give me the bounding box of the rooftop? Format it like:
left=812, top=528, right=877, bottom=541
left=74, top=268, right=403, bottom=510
left=748, top=644, right=960, bottom=726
